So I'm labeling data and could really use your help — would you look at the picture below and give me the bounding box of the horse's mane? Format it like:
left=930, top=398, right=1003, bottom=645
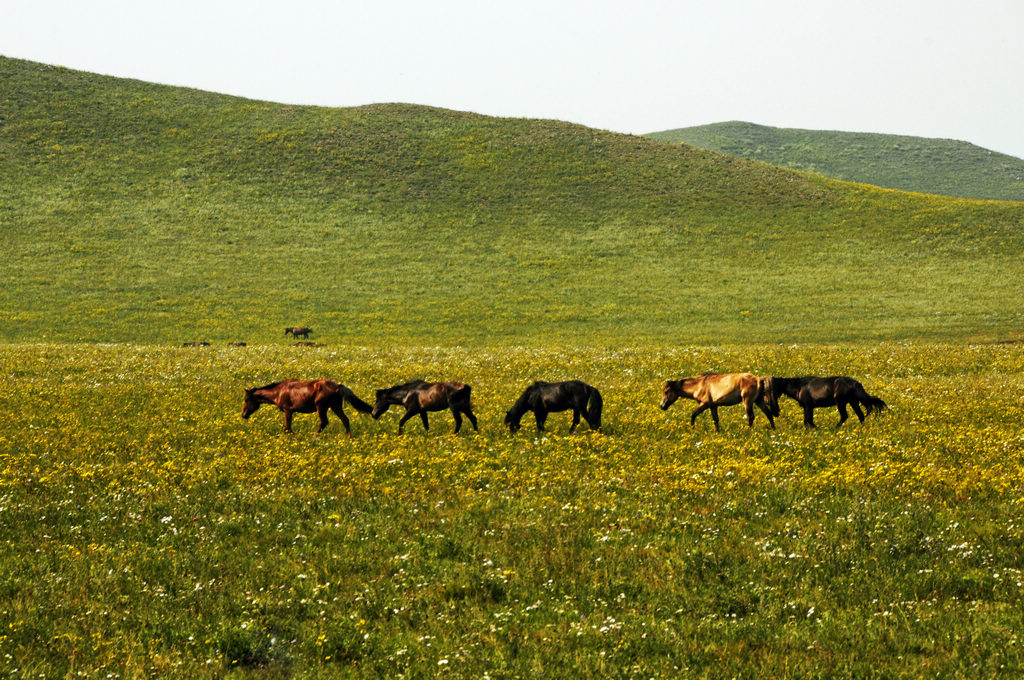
left=392, top=379, right=428, bottom=390
left=251, top=381, right=283, bottom=392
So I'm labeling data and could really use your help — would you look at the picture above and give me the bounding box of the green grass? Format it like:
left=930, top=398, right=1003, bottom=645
left=647, top=121, right=1024, bottom=202
left=2, top=57, right=1024, bottom=345
left=1, top=342, right=1023, bottom=678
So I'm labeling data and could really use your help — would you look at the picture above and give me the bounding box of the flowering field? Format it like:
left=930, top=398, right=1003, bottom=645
left=1, top=343, right=1023, bottom=678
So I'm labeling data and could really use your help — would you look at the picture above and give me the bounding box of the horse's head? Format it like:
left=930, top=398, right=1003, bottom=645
left=761, top=376, right=780, bottom=416
left=371, top=390, right=390, bottom=420
left=241, top=389, right=260, bottom=419
left=504, top=410, right=522, bottom=433
left=660, top=381, right=681, bottom=410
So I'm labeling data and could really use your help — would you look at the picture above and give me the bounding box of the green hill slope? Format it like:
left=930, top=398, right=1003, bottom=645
left=647, top=121, right=1024, bottom=202
left=2, top=57, right=1023, bottom=345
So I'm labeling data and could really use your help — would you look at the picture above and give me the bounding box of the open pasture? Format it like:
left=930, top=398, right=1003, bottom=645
left=2, top=342, right=1024, bottom=678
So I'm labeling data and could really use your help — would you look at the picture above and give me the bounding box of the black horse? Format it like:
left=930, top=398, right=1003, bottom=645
left=767, top=376, right=887, bottom=428
left=371, top=380, right=478, bottom=434
left=505, top=380, right=603, bottom=433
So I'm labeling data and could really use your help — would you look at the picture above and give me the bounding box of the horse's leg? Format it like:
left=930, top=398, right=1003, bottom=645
left=689, top=402, right=712, bottom=426
left=744, top=396, right=756, bottom=427
left=398, top=408, right=418, bottom=434
left=452, top=409, right=462, bottom=434
left=836, top=402, right=849, bottom=428
left=569, top=409, right=581, bottom=433
left=463, top=407, right=479, bottom=431
left=331, top=404, right=352, bottom=437
left=317, top=404, right=330, bottom=433
left=850, top=401, right=866, bottom=423
left=283, top=410, right=294, bottom=433
left=755, top=399, right=776, bottom=429
left=419, top=411, right=430, bottom=431
left=709, top=405, right=721, bottom=432
left=534, top=410, right=548, bottom=432
left=803, top=404, right=816, bottom=428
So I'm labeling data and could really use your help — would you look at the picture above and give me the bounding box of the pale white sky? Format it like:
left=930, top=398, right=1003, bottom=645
left=3, top=0, right=1023, bottom=159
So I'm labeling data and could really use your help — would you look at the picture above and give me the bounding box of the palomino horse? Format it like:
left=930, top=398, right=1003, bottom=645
left=372, top=380, right=478, bottom=434
left=505, top=380, right=602, bottom=433
left=767, top=376, right=886, bottom=428
left=242, top=379, right=373, bottom=435
left=284, top=326, right=313, bottom=339
left=660, top=372, right=775, bottom=431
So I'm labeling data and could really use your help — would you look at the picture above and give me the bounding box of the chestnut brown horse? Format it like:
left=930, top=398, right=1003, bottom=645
left=767, top=376, right=886, bottom=428
left=372, top=380, right=478, bottom=434
left=242, top=379, right=372, bottom=435
left=284, top=326, right=313, bottom=339
left=660, top=372, right=775, bottom=432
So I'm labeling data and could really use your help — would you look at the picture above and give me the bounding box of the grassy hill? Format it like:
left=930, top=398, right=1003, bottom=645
left=2, top=57, right=1024, bottom=345
left=646, top=121, right=1024, bottom=202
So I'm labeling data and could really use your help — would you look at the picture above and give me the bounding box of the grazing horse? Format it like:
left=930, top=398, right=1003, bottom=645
left=372, top=380, right=478, bottom=434
left=242, top=379, right=373, bottom=435
left=767, top=376, right=886, bottom=428
left=284, top=326, right=313, bottom=339
left=505, top=380, right=603, bottom=434
left=660, top=373, right=775, bottom=432
left=182, top=341, right=210, bottom=347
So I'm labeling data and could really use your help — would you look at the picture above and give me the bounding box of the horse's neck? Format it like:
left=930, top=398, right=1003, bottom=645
left=681, top=378, right=704, bottom=397
left=387, top=387, right=412, bottom=404
left=778, top=379, right=800, bottom=395
left=253, top=387, right=280, bottom=404
left=508, top=395, right=531, bottom=420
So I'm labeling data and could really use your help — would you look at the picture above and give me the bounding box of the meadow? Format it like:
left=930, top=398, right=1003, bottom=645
left=2, top=342, right=1023, bottom=678
left=4, top=57, right=1024, bottom=347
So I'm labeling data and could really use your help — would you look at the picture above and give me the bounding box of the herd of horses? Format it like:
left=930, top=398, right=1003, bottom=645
left=242, top=372, right=886, bottom=437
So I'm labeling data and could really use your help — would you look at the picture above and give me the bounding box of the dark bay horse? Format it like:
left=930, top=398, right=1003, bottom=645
left=242, top=379, right=373, bottom=435
left=505, top=380, right=602, bottom=434
left=660, top=372, right=775, bottom=432
left=284, top=326, right=313, bottom=339
left=767, top=376, right=886, bottom=428
left=372, top=380, right=478, bottom=434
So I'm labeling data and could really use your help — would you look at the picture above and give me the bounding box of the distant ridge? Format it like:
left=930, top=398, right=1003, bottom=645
left=646, top=121, right=1024, bottom=202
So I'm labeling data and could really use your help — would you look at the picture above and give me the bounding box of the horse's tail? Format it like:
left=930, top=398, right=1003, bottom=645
left=452, top=384, right=473, bottom=410
left=341, top=387, right=374, bottom=414
left=586, top=385, right=603, bottom=431
left=759, top=376, right=780, bottom=416
left=854, top=381, right=887, bottom=415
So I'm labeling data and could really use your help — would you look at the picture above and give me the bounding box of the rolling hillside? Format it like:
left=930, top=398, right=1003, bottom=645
left=2, top=57, right=1024, bottom=345
left=647, top=121, right=1024, bottom=202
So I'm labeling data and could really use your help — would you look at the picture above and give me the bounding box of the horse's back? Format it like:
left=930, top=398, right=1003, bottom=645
left=700, top=372, right=759, bottom=404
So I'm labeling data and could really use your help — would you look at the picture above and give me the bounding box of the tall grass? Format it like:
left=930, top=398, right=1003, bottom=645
left=1, top=343, right=1023, bottom=677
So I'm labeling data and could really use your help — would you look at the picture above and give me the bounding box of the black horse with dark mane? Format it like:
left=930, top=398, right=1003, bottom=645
left=766, top=375, right=886, bottom=428
left=505, top=380, right=603, bottom=434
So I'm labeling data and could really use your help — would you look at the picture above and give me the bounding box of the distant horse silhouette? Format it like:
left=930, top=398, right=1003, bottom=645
left=182, top=341, right=210, bottom=347
left=284, top=327, right=313, bottom=339
left=505, top=380, right=603, bottom=433
left=372, top=380, right=478, bottom=434
left=242, top=379, right=372, bottom=435
left=767, top=376, right=887, bottom=428
left=228, top=341, right=247, bottom=347
left=294, top=341, right=324, bottom=347
left=660, top=372, right=775, bottom=431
